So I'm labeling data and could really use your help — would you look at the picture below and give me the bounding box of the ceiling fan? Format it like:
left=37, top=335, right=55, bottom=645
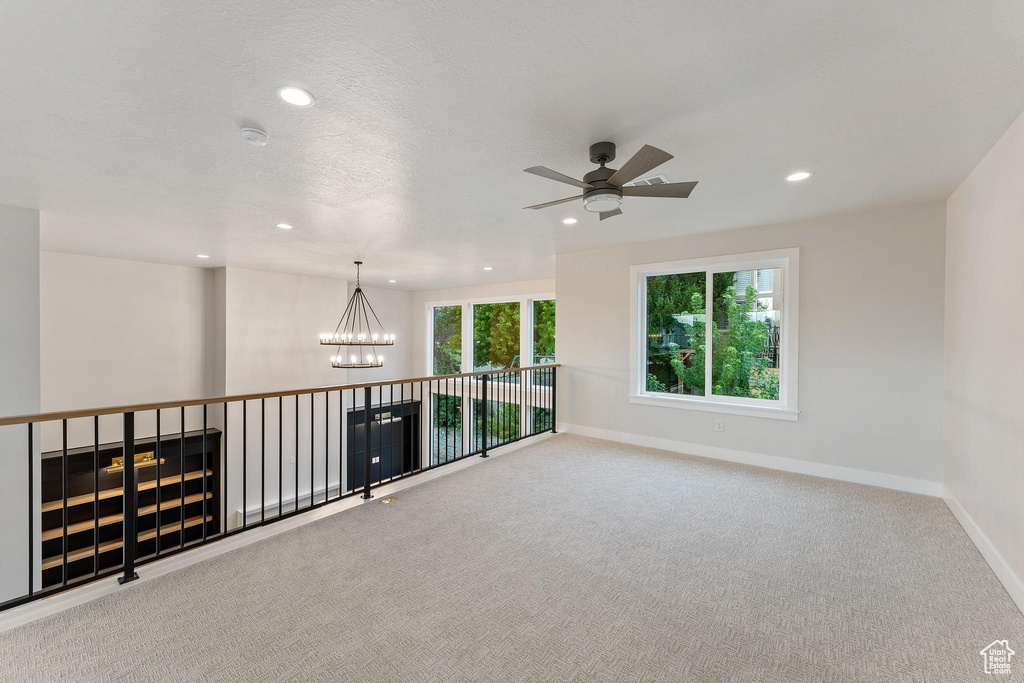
left=523, top=142, right=697, bottom=220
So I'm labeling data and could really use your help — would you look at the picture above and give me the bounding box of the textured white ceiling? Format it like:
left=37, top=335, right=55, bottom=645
left=2, top=1, right=1023, bottom=290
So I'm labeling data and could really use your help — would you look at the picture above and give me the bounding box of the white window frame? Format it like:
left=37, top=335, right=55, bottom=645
left=423, top=292, right=555, bottom=376
left=629, top=248, right=799, bottom=421
left=424, top=293, right=556, bottom=452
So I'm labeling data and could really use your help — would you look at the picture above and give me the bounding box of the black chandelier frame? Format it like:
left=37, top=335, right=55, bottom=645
left=320, top=261, right=394, bottom=369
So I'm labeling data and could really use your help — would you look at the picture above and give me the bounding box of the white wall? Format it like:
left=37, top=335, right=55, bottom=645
left=219, top=267, right=350, bottom=525
left=0, top=204, right=40, bottom=603
left=944, top=110, right=1024, bottom=611
left=556, top=202, right=946, bottom=489
left=409, top=278, right=557, bottom=376
left=39, top=252, right=213, bottom=450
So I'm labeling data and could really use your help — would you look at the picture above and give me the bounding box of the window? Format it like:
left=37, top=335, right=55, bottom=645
left=431, top=305, right=461, bottom=375
left=631, top=249, right=798, bottom=420
left=425, top=294, right=555, bottom=456
left=473, top=302, right=520, bottom=371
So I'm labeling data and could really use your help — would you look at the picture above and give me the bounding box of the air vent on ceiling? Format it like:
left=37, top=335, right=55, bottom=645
left=623, top=174, right=670, bottom=187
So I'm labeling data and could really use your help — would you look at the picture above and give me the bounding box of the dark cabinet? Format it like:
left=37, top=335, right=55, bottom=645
left=347, top=400, right=420, bottom=491
left=40, top=429, right=221, bottom=588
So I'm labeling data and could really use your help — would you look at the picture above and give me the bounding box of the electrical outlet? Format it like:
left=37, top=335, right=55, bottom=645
left=289, top=455, right=296, bottom=464
left=372, top=456, right=380, bottom=464
left=714, top=419, right=725, bottom=432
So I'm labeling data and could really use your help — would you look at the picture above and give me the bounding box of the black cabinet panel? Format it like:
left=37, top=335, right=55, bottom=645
left=40, top=430, right=221, bottom=587
left=347, top=401, right=420, bottom=491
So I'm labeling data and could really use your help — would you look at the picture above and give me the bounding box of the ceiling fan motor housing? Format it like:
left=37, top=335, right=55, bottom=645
left=589, top=141, right=616, bottom=165
left=582, top=165, right=623, bottom=212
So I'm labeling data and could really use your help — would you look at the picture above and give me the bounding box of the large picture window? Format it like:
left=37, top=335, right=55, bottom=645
left=632, top=249, right=798, bottom=420
left=425, top=293, right=556, bottom=457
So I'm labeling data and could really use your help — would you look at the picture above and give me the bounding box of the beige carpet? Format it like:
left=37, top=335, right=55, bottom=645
left=2, top=434, right=1021, bottom=682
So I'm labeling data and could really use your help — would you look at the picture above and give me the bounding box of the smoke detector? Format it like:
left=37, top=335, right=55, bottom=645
left=241, top=127, right=269, bottom=146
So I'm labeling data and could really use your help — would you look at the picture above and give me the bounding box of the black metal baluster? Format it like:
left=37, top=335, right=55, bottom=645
left=342, top=393, right=346, bottom=499
left=202, top=404, right=208, bottom=541
left=294, top=396, right=299, bottom=511
left=279, top=397, right=283, bottom=518
left=362, top=386, right=372, bottom=499
left=389, top=383, right=395, bottom=482
left=61, top=419, right=67, bottom=586
left=551, top=366, right=557, bottom=433
left=119, top=412, right=138, bottom=584
left=223, top=402, right=227, bottom=534
left=242, top=401, right=247, bottom=530
left=443, top=378, right=448, bottom=463
left=398, top=383, right=403, bottom=480
left=534, top=369, right=538, bottom=435
left=180, top=406, right=185, bottom=544
left=309, top=393, right=314, bottom=507
left=93, top=416, right=100, bottom=570
left=27, top=424, right=33, bottom=596
left=419, top=381, right=424, bottom=471
left=154, top=412, right=160, bottom=557
left=324, top=392, right=329, bottom=500
left=428, top=381, right=432, bottom=468
left=348, top=388, right=355, bottom=493
left=261, top=398, right=265, bottom=525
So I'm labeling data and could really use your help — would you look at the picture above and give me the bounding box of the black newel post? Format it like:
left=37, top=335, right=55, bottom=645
left=481, top=373, right=489, bottom=458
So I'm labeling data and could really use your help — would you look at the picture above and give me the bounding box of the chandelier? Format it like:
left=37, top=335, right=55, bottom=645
left=320, top=261, right=394, bottom=368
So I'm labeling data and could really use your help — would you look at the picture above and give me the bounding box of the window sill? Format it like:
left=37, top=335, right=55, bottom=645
left=628, top=393, right=799, bottom=421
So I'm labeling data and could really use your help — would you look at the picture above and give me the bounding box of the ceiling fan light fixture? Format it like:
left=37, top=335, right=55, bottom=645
left=583, top=193, right=622, bottom=213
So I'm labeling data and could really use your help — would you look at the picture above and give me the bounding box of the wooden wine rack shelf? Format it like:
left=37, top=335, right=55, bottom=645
left=40, top=429, right=221, bottom=584
left=41, top=515, right=214, bottom=570
left=40, top=491, right=214, bottom=541
left=41, top=469, right=213, bottom=513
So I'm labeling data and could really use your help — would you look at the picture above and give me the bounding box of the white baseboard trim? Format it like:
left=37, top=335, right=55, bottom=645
left=558, top=422, right=943, bottom=497
left=942, top=487, right=1024, bottom=616
left=0, top=433, right=552, bottom=633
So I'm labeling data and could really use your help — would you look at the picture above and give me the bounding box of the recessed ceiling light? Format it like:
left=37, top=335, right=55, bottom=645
left=786, top=171, right=811, bottom=182
left=388, top=279, right=397, bottom=283
left=278, top=86, right=314, bottom=107
left=483, top=266, right=493, bottom=271
left=196, top=254, right=210, bottom=259
left=276, top=223, right=293, bottom=230
left=562, top=217, right=578, bottom=225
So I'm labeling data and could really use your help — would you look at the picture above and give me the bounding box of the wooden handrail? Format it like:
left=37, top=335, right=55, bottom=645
left=0, top=364, right=561, bottom=427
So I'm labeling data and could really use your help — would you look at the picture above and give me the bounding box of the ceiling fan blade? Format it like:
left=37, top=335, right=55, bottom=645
left=523, top=195, right=583, bottom=210
left=607, top=145, right=674, bottom=187
left=621, top=181, right=698, bottom=198
left=599, top=208, right=623, bottom=221
left=523, top=166, right=593, bottom=189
